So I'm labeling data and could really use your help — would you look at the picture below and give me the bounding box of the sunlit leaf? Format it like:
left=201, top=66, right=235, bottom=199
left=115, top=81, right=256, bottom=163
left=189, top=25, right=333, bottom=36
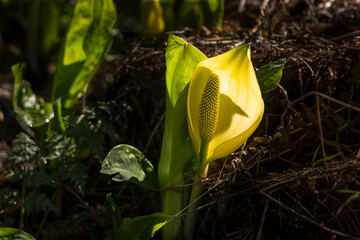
left=256, top=58, right=286, bottom=92
left=116, top=213, right=172, bottom=240
left=63, top=0, right=94, bottom=65
left=52, top=0, right=117, bottom=110
left=0, top=227, right=35, bottom=240
left=158, top=34, right=207, bottom=239
left=101, top=144, right=157, bottom=190
left=158, top=34, right=207, bottom=188
left=11, top=63, right=53, bottom=127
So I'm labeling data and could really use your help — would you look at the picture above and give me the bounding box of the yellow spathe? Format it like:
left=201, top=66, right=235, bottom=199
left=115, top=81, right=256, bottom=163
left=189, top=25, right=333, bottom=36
left=187, top=43, right=264, bottom=170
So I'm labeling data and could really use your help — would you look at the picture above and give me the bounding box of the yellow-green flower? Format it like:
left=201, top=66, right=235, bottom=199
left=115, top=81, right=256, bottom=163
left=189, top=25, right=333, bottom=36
left=140, top=0, right=165, bottom=35
left=187, top=43, right=264, bottom=177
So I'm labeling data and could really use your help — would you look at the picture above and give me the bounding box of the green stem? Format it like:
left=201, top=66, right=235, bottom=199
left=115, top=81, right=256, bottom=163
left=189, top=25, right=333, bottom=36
left=19, top=173, right=26, bottom=230
left=161, top=189, right=184, bottom=240
left=183, top=176, right=203, bottom=239
left=184, top=141, right=209, bottom=239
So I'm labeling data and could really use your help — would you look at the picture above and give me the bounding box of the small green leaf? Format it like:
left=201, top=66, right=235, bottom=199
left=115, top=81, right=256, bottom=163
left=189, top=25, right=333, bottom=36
left=312, top=151, right=343, bottom=167
left=256, top=58, right=286, bottom=92
left=336, top=190, right=360, bottom=216
left=11, top=63, right=54, bottom=127
left=0, top=227, right=36, bottom=240
left=116, top=213, right=172, bottom=240
left=105, top=193, right=122, bottom=230
left=101, top=144, right=157, bottom=189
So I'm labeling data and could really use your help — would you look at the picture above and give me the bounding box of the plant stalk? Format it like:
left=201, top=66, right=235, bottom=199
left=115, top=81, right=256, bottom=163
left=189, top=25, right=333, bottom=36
left=183, top=176, right=203, bottom=239
left=161, top=189, right=184, bottom=240
left=20, top=173, right=26, bottom=230
left=183, top=141, right=209, bottom=239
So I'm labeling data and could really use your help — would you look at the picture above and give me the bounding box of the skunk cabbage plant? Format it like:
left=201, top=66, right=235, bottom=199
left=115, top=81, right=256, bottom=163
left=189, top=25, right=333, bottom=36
left=101, top=35, right=285, bottom=240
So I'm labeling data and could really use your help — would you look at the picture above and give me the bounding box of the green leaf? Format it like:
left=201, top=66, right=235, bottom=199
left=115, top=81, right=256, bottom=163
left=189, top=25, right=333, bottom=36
left=11, top=63, right=54, bottom=127
left=116, top=213, right=172, bottom=240
left=158, top=34, right=206, bottom=239
left=0, top=227, right=36, bottom=240
left=158, top=34, right=207, bottom=188
left=256, top=58, right=286, bottom=92
left=101, top=144, right=157, bottom=190
left=105, top=193, right=122, bottom=230
left=312, top=151, right=343, bottom=167
left=52, top=0, right=117, bottom=110
left=63, top=0, right=94, bottom=65
left=336, top=190, right=360, bottom=216
left=65, top=162, right=88, bottom=196
left=26, top=170, right=54, bottom=188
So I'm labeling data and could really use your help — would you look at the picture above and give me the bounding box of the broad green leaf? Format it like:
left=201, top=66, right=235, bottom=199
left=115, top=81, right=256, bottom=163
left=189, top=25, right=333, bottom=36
left=11, top=63, right=53, bottom=127
left=0, top=227, right=35, bottom=240
left=158, top=34, right=206, bottom=239
left=158, top=34, right=207, bottom=188
left=101, top=144, right=157, bottom=190
left=256, top=58, right=286, bottom=92
left=52, top=0, right=117, bottom=110
left=63, top=0, right=94, bottom=65
left=116, top=213, right=172, bottom=240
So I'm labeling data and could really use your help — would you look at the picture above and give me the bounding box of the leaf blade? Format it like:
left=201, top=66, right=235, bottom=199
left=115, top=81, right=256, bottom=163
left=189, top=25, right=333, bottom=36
left=11, top=63, right=53, bottom=127
left=0, top=227, right=36, bottom=240
left=158, top=34, right=207, bottom=188
left=116, top=213, right=172, bottom=240
left=101, top=144, right=157, bottom=190
left=256, top=58, right=286, bottom=92
left=52, top=0, right=117, bottom=110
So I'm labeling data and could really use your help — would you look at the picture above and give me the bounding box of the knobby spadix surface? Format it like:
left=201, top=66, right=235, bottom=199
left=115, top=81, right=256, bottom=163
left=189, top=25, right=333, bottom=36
left=187, top=44, right=264, bottom=169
